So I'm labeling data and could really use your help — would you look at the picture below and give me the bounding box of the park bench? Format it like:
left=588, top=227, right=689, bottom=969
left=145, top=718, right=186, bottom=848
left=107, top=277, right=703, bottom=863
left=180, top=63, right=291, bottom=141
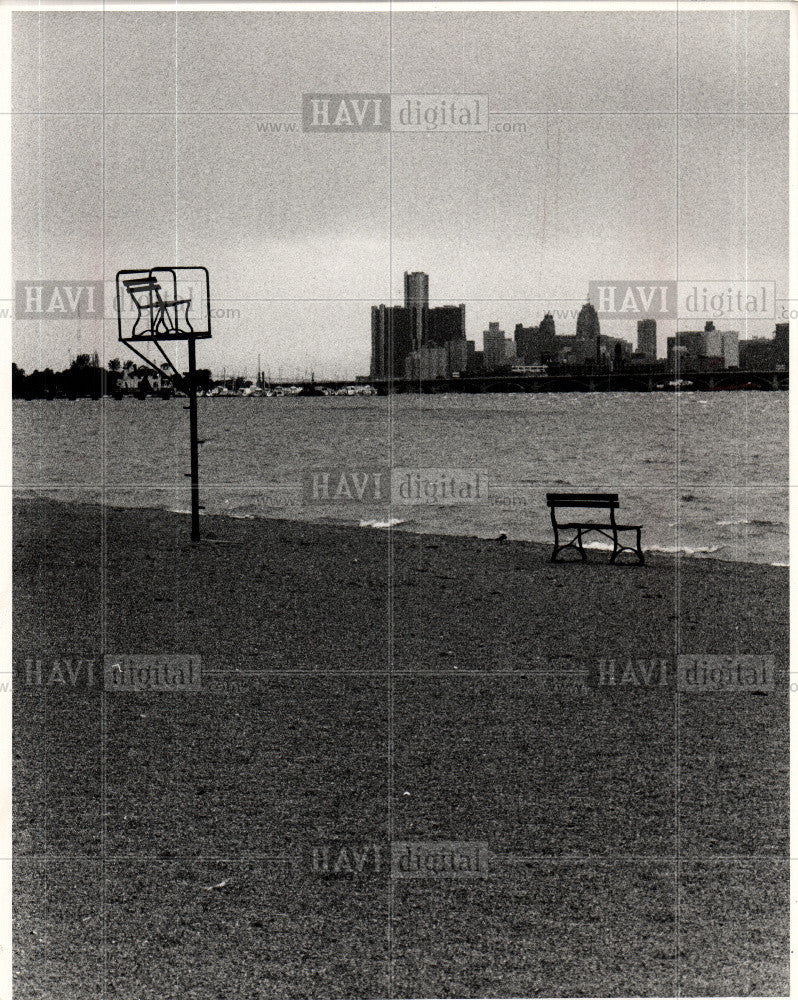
left=546, top=493, right=645, bottom=565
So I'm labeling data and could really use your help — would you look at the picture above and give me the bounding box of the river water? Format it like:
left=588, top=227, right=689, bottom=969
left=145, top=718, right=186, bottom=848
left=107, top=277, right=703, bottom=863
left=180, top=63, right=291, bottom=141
left=13, top=393, right=788, bottom=565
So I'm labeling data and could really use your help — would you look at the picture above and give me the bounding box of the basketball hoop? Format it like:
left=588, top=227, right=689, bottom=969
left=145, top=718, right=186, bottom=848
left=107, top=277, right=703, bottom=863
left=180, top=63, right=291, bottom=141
left=116, top=266, right=212, bottom=542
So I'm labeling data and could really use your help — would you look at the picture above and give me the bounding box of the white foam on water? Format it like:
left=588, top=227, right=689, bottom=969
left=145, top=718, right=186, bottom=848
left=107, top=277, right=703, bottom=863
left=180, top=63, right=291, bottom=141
left=573, top=539, right=726, bottom=558
left=359, top=517, right=408, bottom=529
left=646, top=544, right=723, bottom=557
left=584, top=539, right=727, bottom=558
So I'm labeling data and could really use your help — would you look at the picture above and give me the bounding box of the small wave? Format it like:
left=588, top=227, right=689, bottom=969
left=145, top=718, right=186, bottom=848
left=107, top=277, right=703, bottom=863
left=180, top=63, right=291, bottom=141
left=714, top=517, right=783, bottom=529
left=572, top=539, right=726, bottom=558
left=647, top=544, right=724, bottom=557
left=359, top=517, right=408, bottom=529
left=771, top=561, right=789, bottom=568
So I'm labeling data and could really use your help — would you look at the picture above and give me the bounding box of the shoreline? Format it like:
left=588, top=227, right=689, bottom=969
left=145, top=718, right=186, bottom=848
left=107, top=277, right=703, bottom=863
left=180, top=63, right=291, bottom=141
left=13, top=495, right=788, bottom=671
left=14, top=490, right=788, bottom=569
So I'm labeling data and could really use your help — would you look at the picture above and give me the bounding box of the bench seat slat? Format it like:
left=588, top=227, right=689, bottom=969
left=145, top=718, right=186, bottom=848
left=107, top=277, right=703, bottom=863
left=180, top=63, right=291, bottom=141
left=546, top=493, right=619, bottom=507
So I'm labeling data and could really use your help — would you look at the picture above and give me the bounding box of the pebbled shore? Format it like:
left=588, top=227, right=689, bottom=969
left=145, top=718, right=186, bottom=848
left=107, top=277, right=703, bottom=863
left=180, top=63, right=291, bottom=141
left=12, top=497, right=789, bottom=999
left=12, top=497, right=789, bottom=670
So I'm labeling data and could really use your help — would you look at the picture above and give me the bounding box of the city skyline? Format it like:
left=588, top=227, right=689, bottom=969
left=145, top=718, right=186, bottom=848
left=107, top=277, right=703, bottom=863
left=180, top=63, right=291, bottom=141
left=13, top=300, right=789, bottom=381
left=12, top=278, right=789, bottom=383
left=11, top=9, right=789, bottom=379
left=366, top=268, right=788, bottom=383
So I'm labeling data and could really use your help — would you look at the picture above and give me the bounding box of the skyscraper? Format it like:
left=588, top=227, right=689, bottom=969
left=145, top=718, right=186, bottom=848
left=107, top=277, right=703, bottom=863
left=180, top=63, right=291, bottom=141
left=404, top=270, right=429, bottom=308
left=427, top=303, right=466, bottom=345
left=703, top=327, right=738, bottom=368
left=371, top=304, right=413, bottom=379
left=576, top=302, right=601, bottom=362
left=539, top=313, right=556, bottom=340
left=637, top=319, right=657, bottom=360
left=515, top=313, right=558, bottom=364
left=483, top=322, right=507, bottom=372
left=371, top=272, right=466, bottom=378
left=404, top=271, right=429, bottom=349
left=514, top=324, right=539, bottom=363
left=576, top=303, right=600, bottom=339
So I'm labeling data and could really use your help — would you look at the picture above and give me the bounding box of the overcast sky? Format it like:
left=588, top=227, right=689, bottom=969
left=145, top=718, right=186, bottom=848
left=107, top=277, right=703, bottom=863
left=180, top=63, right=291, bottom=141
left=12, top=7, right=790, bottom=379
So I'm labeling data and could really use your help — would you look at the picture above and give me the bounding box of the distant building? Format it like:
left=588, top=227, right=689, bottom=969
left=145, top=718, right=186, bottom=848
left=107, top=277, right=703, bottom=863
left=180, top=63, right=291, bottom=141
left=446, top=338, right=469, bottom=375
left=739, top=322, right=789, bottom=371
left=371, top=272, right=465, bottom=378
left=404, top=270, right=429, bottom=309
left=406, top=344, right=448, bottom=380
left=469, top=349, right=485, bottom=373
left=667, top=321, right=739, bottom=372
left=774, top=322, right=789, bottom=365
left=428, top=304, right=466, bottom=346
left=404, top=271, right=429, bottom=349
left=739, top=337, right=775, bottom=371
left=626, top=351, right=662, bottom=368
left=483, top=322, right=508, bottom=371
left=667, top=330, right=704, bottom=365
left=539, top=312, right=556, bottom=340
left=514, top=316, right=558, bottom=365
left=703, top=324, right=739, bottom=369
left=576, top=302, right=601, bottom=361
left=510, top=305, right=629, bottom=368
left=668, top=344, right=690, bottom=372
left=556, top=334, right=595, bottom=366
left=597, top=335, right=633, bottom=368
left=637, top=319, right=657, bottom=360
left=514, top=324, right=538, bottom=363
left=371, top=304, right=413, bottom=379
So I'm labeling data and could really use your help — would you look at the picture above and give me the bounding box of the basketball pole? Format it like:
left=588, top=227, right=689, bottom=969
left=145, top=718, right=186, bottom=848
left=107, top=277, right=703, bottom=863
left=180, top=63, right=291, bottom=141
left=187, top=334, right=201, bottom=543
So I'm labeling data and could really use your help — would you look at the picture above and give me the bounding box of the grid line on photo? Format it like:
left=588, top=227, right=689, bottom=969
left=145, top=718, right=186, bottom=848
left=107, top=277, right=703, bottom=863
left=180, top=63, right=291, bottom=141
left=99, top=5, right=108, bottom=997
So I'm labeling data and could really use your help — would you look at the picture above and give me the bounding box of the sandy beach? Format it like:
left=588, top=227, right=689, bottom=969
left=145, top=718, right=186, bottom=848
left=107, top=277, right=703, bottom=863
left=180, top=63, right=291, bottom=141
left=13, top=498, right=789, bottom=998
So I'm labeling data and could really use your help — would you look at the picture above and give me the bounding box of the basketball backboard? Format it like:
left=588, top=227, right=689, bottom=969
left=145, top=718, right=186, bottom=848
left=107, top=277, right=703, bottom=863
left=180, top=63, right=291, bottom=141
left=116, top=267, right=211, bottom=342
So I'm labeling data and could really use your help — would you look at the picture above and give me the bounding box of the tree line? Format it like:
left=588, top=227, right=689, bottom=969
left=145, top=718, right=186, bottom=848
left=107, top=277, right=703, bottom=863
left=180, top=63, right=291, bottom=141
left=12, top=355, right=215, bottom=399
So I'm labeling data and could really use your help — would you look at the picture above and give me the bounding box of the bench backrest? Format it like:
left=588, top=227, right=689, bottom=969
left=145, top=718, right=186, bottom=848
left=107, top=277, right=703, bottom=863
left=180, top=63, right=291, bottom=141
left=546, top=492, right=619, bottom=509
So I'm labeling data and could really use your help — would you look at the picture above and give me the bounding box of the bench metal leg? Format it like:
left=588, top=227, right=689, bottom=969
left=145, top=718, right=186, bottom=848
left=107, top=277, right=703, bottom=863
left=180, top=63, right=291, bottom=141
left=548, top=502, right=646, bottom=566
left=609, top=528, right=645, bottom=565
